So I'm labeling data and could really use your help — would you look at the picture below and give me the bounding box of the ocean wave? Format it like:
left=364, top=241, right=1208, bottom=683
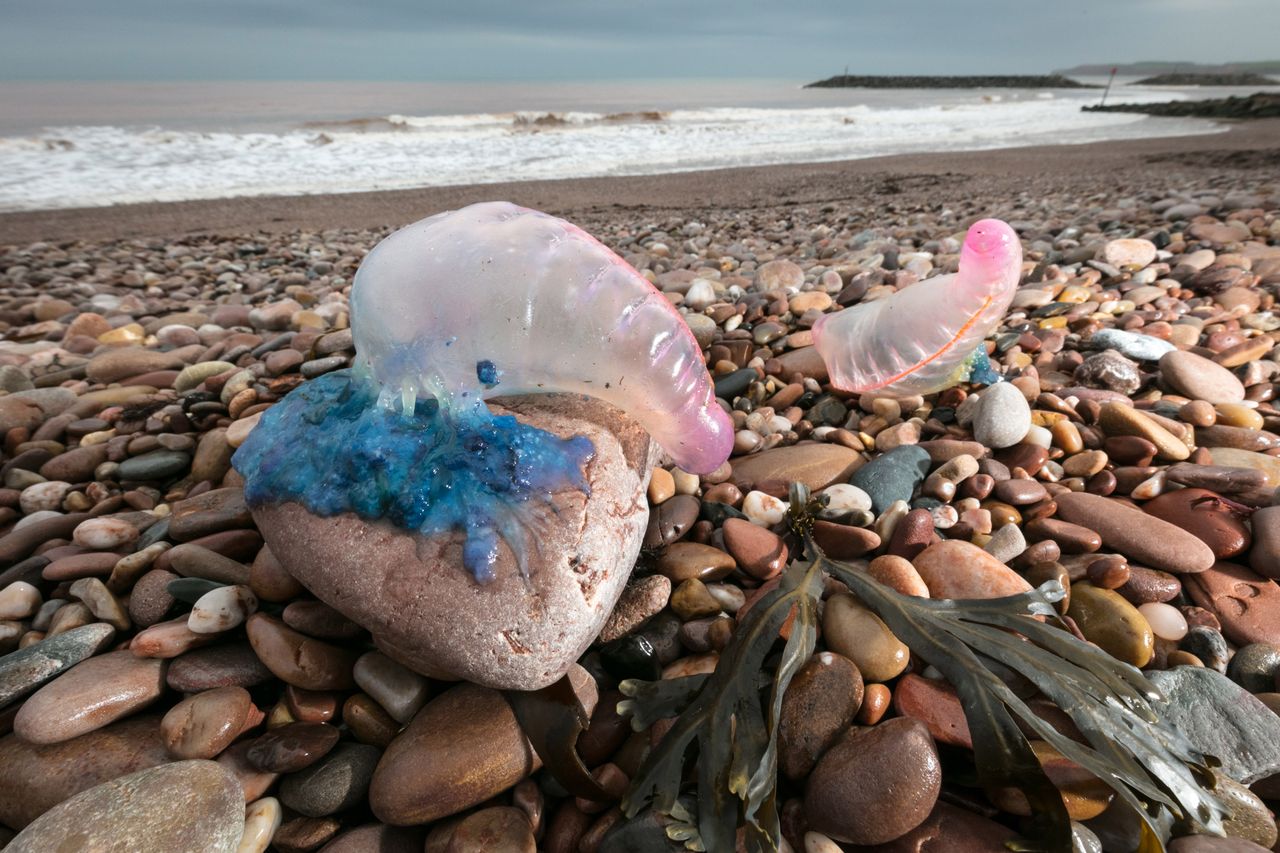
left=0, top=92, right=1221, bottom=212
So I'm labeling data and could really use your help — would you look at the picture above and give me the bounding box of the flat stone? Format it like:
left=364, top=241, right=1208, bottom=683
left=0, top=715, right=169, bottom=829
left=369, top=683, right=540, bottom=825
left=1054, top=492, right=1215, bottom=574
left=14, top=649, right=166, bottom=744
left=1186, top=561, right=1280, bottom=647
left=166, top=641, right=273, bottom=691
left=893, top=673, right=972, bottom=749
left=1147, top=667, right=1280, bottom=784
left=0, top=622, right=115, bottom=707
left=117, top=449, right=191, bottom=481
left=253, top=395, right=659, bottom=691
left=245, top=612, right=359, bottom=691
left=805, top=717, right=941, bottom=845
left=247, top=722, right=341, bottom=773
left=280, top=742, right=382, bottom=817
left=5, top=759, right=244, bottom=853
left=730, top=442, right=862, bottom=491
left=1160, top=350, right=1246, bottom=403
left=722, top=517, right=788, bottom=580
left=84, top=347, right=184, bottom=383
left=850, top=445, right=931, bottom=514
left=1143, top=489, right=1250, bottom=559
left=1089, top=328, right=1176, bottom=361
left=168, top=487, right=254, bottom=542
left=597, top=574, right=670, bottom=644
left=352, top=651, right=429, bottom=724
left=911, top=540, right=1032, bottom=599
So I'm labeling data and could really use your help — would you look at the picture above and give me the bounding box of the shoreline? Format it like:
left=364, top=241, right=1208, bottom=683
left=2, top=117, right=1277, bottom=245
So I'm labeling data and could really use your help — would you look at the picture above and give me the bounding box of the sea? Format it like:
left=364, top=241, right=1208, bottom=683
left=0, top=76, right=1269, bottom=213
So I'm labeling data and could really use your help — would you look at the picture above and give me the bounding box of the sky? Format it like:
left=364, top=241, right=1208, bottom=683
left=2, top=0, right=1277, bottom=81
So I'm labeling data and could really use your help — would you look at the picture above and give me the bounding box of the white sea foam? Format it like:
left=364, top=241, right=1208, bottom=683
left=0, top=89, right=1220, bottom=212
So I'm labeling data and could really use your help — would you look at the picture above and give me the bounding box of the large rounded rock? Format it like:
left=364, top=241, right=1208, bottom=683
left=6, top=759, right=244, bottom=853
left=0, top=715, right=169, bottom=829
left=369, top=682, right=541, bottom=825
left=805, top=717, right=941, bottom=845
left=252, top=395, right=658, bottom=691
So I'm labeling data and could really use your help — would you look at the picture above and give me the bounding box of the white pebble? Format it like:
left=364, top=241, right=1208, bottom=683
left=72, top=517, right=139, bottom=550
left=972, top=382, right=1032, bottom=449
left=671, top=468, right=700, bottom=496
left=237, top=797, right=282, bottom=853
left=19, top=481, right=72, bottom=514
left=804, top=832, right=844, bottom=853
left=817, top=483, right=872, bottom=518
left=188, top=585, right=258, bottom=634
left=929, top=505, right=958, bottom=530
left=14, top=510, right=61, bottom=531
left=1139, top=602, right=1187, bottom=642
left=1023, top=424, right=1052, bottom=449
left=742, top=490, right=788, bottom=526
left=0, top=581, right=41, bottom=620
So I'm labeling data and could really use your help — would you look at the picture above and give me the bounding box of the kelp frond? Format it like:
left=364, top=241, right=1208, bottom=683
left=614, top=483, right=1226, bottom=853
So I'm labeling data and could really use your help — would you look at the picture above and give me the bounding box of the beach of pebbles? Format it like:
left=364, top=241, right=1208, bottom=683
left=2, top=174, right=1280, bottom=852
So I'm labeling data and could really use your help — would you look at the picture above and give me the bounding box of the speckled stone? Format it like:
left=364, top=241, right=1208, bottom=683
left=6, top=760, right=244, bottom=853
left=279, top=742, right=382, bottom=817
left=0, top=621, right=115, bottom=707
left=14, top=649, right=166, bottom=744
left=253, top=395, right=658, bottom=691
left=805, top=717, right=941, bottom=845
left=0, top=715, right=169, bottom=829
left=1147, top=667, right=1280, bottom=784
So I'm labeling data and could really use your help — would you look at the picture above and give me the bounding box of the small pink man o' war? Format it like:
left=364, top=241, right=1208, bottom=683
left=350, top=201, right=735, bottom=474
left=812, top=218, right=1023, bottom=396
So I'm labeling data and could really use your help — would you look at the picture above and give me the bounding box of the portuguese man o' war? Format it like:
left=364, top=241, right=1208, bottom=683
left=233, top=201, right=732, bottom=583
left=811, top=218, right=1022, bottom=396
left=234, top=202, right=1021, bottom=585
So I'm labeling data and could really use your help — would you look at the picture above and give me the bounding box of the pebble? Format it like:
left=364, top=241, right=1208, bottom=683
left=1054, top=492, right=1215, bottom=574
left=656, top=541, right=737, bottom=583
left=0, top=580, right=41, bottom=619
left=1226, top=643, right=1280, bottom=694
left=239, top=796, right=282, bottom=853
left=1248, top=505, right=1280, bottom=580
left=352, top=651, right=430, bottom=724
left=822, top=593, right=909, bottom=682
left=1066, top=582, right=1155, bottom=668
left=1159, top=350, right=1246, bottom=403
left=849, top=445, right=931, bottom=514
left=0, top=621, right=116, bottom=706
left=161, top=685, right=259, bottom=759
left=247, top=722, right=341, bottom=773
left=778, top=651, right=864, bottom=780
left=972, top=383, right=1031, bottom=449
left=72, top=516, right=140, bottom=550
left=369, top=683, right=542, bottom=825
left=804, top=717, right=941, bottom=845
left=189, top=584, right=259, bottom=633
left=279, top=742, right=382, bottom=817
left=1186, top=561, right=1280, bottom=647
left=911, top=540, right=1032, bottom=599
left=1139, top=602, right=1188, bottom=641
left=893, top=673, right=972, bottom=749
left=167, top=641, right=274, bottom=691
left=1143, top=488, right=1250, bottom=558
left=0, top=714, right=169, bottom=829
left=1147, top=667, right=1280, bottom=784
left=730, top=443, right=863, bottom=491
left=14, top=649, right=166, bottom=744
left=598, top=574, right=671, bottom=643
left=721, top=517, right=788, bottom=579
left=5, top=760, right=244, bottom=853
left=245, top=612, right=358, bottom=691
left=866, top=554, right=930, bottom=597
left=1089, top=328, right=1176, bottom=361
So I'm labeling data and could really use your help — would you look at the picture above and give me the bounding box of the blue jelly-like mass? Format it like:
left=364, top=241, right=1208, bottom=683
left=231, top=368, right=595, bottom=583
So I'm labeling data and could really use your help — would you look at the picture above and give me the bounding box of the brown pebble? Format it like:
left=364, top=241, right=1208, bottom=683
left=856, top=683, right=890, bottom=725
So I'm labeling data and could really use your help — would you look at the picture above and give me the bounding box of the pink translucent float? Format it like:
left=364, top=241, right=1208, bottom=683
left=812, top=218, right=1023, bottom=396
left=350, top=201, right=735, bottom=475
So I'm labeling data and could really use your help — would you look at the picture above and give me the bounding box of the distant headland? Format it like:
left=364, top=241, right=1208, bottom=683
left=1131, top=72, right=1278, bottom=86
left=804, top=74, right=1096, bottom=89
left=1055, top=60, right=1280, bottom=76
left=1083, top=91, right=1280, bottom=120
